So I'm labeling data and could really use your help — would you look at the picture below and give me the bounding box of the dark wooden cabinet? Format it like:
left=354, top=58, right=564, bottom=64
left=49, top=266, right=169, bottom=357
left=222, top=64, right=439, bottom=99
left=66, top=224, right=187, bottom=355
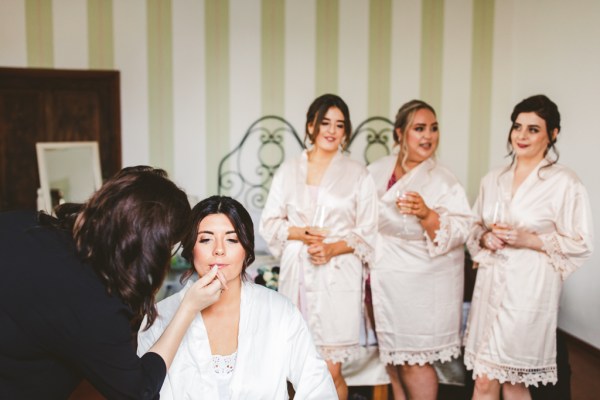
left=0, top=67, right=121, bottom=211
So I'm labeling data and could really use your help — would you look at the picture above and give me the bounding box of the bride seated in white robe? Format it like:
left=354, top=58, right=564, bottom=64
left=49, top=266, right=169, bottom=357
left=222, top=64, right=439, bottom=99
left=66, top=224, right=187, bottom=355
left=137, top=195, right=336, bottom=399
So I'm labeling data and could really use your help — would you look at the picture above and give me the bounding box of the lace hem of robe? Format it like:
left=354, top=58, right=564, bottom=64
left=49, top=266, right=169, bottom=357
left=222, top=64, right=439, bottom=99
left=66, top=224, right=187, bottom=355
left=539, top=233, right=578, bottom=280
left=380, top=344, right=461, bottom=366
left=318, top=344, right=360, bottom=364
left=425, top=207, right=450, bottom=256
left=464, top=351, right=557, bottom=387
left=344, top=232, right=373, bottom=264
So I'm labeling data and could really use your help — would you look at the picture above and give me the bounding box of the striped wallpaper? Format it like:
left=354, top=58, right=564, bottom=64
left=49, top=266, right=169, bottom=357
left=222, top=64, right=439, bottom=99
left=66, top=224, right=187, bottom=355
left=3, top=0, right=600, bottom=351
left=0, top=0, right=494, bottom=200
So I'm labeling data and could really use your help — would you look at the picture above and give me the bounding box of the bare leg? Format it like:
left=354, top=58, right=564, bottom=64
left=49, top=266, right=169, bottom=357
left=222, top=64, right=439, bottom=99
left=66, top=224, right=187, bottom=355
left=502, top=382, right=532, bottom=400
left=472, top=375, right=501, bottom=400
left=385, top=364, right=406, bottom=400
left=326, top=360, right=348, bottom=400
left=398, top=363, right=438, bottom=400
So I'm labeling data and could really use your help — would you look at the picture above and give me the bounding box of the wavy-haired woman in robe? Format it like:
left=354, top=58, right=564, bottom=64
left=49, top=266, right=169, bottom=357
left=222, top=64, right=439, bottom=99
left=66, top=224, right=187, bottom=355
left=464, top=95, right=594, bottom=400
left=368, top=100, right=473, bottom=400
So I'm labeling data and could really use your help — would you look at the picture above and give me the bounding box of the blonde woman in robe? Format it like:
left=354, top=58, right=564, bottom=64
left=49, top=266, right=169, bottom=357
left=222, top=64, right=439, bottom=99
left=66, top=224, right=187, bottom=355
left=260, top=93, right=378, bottom=399
left=464, top=94, right=594, bottom=400
left=138, top=196, right=336, bottom=399
left=367, top=100, right=473, bottom=400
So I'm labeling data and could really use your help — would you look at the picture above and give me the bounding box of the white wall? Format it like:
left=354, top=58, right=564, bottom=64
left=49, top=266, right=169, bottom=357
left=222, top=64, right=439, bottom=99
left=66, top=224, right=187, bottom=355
left=492, top=0, right=600, bottom=347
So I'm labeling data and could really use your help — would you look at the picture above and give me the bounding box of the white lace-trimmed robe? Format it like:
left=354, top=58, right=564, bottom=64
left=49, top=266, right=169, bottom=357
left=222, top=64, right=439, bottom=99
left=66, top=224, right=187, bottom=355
left=464, top=159, right=594, bottom=387
left=259, top=150, right=378, bottom=363
left=367, top=156, right=473, bottom=365
left=137, top=281, right=337, bottom=399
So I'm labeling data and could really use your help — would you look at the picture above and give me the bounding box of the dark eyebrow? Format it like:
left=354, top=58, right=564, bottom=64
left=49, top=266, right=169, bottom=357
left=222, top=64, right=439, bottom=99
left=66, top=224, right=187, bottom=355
left=527, top=124, right=541, bottom=129
left=197, top=230, right=237, bottom=235
left=322, top=117, right=345, bottom=124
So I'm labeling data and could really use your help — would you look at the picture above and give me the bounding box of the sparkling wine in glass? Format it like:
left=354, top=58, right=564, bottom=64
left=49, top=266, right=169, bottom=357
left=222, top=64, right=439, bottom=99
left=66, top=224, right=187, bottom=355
left=310, top=205, right=331, bottom=236
left=396, top=190, right=413, bottom=235
left=491, top=199, right=511, bottom=232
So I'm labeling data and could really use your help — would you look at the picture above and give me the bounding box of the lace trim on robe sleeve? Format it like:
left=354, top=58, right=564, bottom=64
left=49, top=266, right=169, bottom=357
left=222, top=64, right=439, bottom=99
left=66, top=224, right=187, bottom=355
left=466, top=226, right=486, bottom=259
left=466, top=225, right=500, bottom=267
left=539, top=233, right=578, bottom=280
left=274, top=225, right=290, bottom=254
left=424, top=207, right=450, bottom=256
left=343, top=232, right=373, bottom=264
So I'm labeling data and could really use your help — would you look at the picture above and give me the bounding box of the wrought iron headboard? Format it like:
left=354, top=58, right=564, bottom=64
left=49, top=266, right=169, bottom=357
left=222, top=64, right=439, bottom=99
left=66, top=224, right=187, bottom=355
left=218, top=116, right=302, bottom=210
left=218, top=115, right=394, bottom=211
left=347, top=116, right=395, bottom=165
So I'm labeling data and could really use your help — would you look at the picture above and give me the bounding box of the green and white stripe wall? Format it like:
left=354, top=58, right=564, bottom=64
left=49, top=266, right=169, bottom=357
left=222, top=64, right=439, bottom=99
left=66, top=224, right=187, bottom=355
left=0, top=0, right=496, bottom=200
left=2, top=0, right=600, bottom=352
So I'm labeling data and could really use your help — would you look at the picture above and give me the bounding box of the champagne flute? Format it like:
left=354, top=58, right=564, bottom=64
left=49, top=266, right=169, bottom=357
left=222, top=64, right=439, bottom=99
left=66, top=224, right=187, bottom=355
left=396, top=190, right=413, bottom=235
left=491, top=199, right=510, bottom=228
left=491, top=199, right=511, bottom=240
left=310, top=205, right=331, bottom=237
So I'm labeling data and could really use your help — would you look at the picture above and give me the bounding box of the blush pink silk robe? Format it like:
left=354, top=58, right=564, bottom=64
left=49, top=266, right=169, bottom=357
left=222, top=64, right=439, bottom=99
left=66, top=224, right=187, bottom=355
left=367, top=156, right=474, bottom=366
left=259, top=150, right=378, bottom=363
left=464, top=159, right=594, bottom=386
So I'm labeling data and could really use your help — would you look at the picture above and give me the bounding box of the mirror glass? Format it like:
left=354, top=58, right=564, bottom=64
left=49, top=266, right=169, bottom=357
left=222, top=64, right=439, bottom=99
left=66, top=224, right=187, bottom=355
left=36, top=142, right=103, bottom=213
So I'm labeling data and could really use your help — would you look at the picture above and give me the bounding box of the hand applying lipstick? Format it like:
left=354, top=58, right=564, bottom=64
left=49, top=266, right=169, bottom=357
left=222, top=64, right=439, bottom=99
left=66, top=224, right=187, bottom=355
left=215, top=269, right=228, bottom=291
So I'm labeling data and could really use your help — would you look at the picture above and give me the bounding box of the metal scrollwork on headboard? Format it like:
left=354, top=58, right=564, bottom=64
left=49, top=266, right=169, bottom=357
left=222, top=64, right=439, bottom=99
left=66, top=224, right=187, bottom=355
left=218, top=115, right=394, bottom=211
left=347, top=116, right=395, bottom=165
left=218, top=116, right=304, bottom=209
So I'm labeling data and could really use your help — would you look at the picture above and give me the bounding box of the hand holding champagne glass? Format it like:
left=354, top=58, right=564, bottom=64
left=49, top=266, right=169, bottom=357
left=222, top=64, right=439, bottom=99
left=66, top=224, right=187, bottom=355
left=309, top=205, right=330, bottom=237
left=491, top=199, right=513, bottom=245
left=306, top=205, right=330, bottom=265
left=396, top=190, right=419, bottom=235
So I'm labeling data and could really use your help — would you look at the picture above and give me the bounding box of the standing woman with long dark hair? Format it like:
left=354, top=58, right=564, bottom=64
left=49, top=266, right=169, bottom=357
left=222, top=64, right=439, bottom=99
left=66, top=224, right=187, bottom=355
left=464, top=95, right=594, bottom=399
left=0, top=166, right=224, bottom=399
left=260, top=94, right=378, bottom=399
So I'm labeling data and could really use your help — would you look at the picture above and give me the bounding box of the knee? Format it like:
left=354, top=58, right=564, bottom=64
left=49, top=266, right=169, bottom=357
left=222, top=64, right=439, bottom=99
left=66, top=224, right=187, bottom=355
left=474, top=375, right=498, bottom=395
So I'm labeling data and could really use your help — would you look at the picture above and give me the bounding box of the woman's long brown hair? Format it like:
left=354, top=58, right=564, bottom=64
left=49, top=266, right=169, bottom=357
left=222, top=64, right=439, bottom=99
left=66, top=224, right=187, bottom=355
left=41, top=166, right=191, bottom=330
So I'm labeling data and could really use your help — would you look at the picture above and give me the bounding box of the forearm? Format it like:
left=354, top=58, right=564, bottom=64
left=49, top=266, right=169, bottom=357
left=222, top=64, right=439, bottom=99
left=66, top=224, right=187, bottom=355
left=522, top=231, right=544, bottom=251
left=147, top=303, right=197, bottom=369
left=329, top=240, right=354, bottom=257
left=288, top=226, right=306, bottom=241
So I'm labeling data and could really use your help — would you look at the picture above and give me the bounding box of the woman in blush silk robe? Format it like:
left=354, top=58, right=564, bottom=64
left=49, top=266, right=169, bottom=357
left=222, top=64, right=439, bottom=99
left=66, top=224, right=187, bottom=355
left=368, top=156, right=472, bottom=364
left=259, top=150, right=378, bottom=363
left=366, top=100, right=472, bottom=400
left=465, top=95, right=594, bottom=398
left=464, top=159, right=593, bottom=386
left=137, top=281, right=336, bottom=399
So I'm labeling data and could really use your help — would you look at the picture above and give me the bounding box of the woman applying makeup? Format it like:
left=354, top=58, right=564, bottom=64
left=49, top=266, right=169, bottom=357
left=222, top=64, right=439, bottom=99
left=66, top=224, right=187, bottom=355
left=138, top=196, right=336, bottom=399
